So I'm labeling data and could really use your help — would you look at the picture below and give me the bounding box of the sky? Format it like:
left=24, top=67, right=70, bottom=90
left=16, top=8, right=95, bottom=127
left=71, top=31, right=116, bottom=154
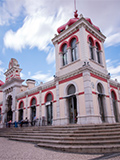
left=0, top=0, right=120, bottom=85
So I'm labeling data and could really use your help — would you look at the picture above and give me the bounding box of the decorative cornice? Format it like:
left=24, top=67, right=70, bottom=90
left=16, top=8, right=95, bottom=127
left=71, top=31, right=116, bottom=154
left=52, top=17, right=106, bottom=45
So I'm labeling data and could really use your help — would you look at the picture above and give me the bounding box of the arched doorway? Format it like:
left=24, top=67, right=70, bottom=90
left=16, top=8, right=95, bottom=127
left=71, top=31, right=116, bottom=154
left=97, top=83, right=105, bottom=122
left=46, top=93, right=53, bottom=125
left=111, top=91, right=119, bottom=122
left=19, top=101, right=23, bottom=121
left=7, top=95, right=13, bottom=122
left=30, top=98, right=36, bottom=122
left=67, top=84, right=77, bottom=124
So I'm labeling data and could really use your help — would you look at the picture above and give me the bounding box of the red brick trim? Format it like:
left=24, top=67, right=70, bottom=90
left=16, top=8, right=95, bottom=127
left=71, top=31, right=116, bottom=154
left=110, top=85, right=118, bottom=90
left=78, top=91, right=84, bottom=95
left=42, top=86, right=56, bottom=93
left=90, top=73, right=107, bottom=82
left=17, top=96, right=26, bottom=101
left=28, top=92, right=39, bottom=97
left=59, top=73, right=82, bottom=84
left=86, top=29, right=101, bottom=42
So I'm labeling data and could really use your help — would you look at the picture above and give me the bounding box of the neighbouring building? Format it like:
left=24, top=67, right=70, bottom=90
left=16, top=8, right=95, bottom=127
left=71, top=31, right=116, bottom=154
left=0, top=11, right=120, bottom=127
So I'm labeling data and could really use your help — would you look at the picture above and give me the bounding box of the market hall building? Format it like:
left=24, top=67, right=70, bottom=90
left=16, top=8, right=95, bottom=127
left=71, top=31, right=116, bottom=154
left=0, top=11, right=120, bottom=127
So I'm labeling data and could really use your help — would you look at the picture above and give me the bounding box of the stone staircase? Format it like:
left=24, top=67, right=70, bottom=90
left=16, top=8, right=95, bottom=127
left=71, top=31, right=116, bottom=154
left=1, top=123, right=120, bottom=153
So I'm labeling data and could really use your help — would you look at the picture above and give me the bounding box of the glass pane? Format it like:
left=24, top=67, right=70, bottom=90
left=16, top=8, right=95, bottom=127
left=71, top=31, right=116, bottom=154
left=68, top=85, right=76, bottom=95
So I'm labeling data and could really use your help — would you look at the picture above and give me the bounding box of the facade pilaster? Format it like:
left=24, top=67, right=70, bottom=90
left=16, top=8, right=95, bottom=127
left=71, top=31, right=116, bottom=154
left=79, top=26, right=89, bottom=61
left=67, top=47, right=71, bottom=64
left=82, top=69, right=98, bottom=124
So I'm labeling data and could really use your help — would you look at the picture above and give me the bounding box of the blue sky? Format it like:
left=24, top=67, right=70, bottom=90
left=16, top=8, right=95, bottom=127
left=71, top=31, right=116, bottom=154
left=0, top=0, right=120, bottom=85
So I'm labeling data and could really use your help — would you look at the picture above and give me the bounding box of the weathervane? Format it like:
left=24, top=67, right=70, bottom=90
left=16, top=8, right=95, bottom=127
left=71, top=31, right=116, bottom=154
left=74, top=0, right=78, bottom=18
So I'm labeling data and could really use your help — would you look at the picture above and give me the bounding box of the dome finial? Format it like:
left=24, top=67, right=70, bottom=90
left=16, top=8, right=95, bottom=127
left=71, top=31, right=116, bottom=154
left=74, top=0, right=78, bottom=18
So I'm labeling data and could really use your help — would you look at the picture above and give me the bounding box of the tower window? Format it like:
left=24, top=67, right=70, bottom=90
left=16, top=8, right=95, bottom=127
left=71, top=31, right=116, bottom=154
left=89, top=37, right=94, bottom=60
left=96, top=42, right=101, bottom=64
left=62, top=44, right=68, bottom=66
left=70, top=38, right=77, bottom=62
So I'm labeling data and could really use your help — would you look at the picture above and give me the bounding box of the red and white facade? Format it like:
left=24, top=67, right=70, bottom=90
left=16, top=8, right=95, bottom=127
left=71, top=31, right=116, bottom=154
left=0, top=13, right=120, bottom=127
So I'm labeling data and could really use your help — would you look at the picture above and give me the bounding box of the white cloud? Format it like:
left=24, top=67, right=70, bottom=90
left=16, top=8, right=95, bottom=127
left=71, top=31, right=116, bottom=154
left=2, top=0, right=120, bottom=51
left=31, top=71, right=54, bottom=82
left=28, top=71, right=31, bottom=76
left=20, top=72, right=25, bottom=78
left=105, top=33, right=120, bottom=47
left=0, top=60, right=5, bottom=82
left=46, top=47, right=55, bottom=64
left=106, top=59, right=120, bottom=82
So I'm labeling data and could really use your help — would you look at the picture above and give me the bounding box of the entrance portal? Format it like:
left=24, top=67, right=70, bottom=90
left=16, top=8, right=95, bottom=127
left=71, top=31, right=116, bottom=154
left=46, top=93, right=53, bottom=125
left=97, top=83, right=105, bottom=122
left=30, top=98, right=36, bottom=123
left=19, top=101, right=23, bottom=121
left=7, top=95, right=13, bottom=122
left=111, top=91, right=119, bottom=122
left=67, top=84, right=77, bottom=124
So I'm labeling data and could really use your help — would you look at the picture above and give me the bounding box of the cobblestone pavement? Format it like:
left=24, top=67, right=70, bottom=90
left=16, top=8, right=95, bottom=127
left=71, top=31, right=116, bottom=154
left=0, top=137, right=120, bottom=160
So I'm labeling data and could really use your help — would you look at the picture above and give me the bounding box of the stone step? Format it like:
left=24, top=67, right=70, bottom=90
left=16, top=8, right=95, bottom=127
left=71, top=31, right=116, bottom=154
left=37, top=143, right=120, bottom=154
left=2, top=130, right=120, bottom=138
left=9, top=137, right=120, bottom=146
left=13, top=127, right=120, bottom=135
left=6, top=134, right=120, bottom=141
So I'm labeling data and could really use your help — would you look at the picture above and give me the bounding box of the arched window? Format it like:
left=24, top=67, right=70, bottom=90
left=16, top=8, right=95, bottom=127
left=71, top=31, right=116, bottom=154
left=89, top=37, right=94, bottom=60
left=71, top=38, right=77, bottom=62
left=96, top=42, right=101, bottom=64
left=67, top=84, right=76, bottom=95
left=46, top=93, right=53, bottom=102
left=19, top=101, right=23, bottom=109
left=62, top=44, right=67, bottom=66
left=31, top=98, right=36, bottom=106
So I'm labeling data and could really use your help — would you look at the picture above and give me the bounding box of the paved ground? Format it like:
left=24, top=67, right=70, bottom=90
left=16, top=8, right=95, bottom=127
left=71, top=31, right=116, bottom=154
left=0, top=137, right=120, bottom=160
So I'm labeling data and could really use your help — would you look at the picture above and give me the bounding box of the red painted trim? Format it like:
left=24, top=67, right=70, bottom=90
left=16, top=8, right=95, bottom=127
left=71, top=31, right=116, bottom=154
left=118, top=100, right=120, bottom=102
left=68, top=35, right=79, bottom=47
left=106, top=95, right=110, bottom=98
left=17, top=96, right=26, bottom=101
left=30, top=96, right=37, bottom=106
left=58, top=29, right=79, bottom=45
left=59, top=73, right=82, bottom=84
left=78, top=91, right=84, bottom=95
left=90, top=73, right=107, bottom=82
left=41, top=103, right=45, bottom=106
left=92, top=91, right=97, bottom=95
left=18, top=100, right=24, bottom=109
left=42, top=86, right=56, bottom=93
left=87, top=35, right=94, bottom=46
left=0, top=104, right=2, bottom=106
left=95, top=40, right=101, bottom=50
left=110, top=85, right=118, bottom=90
left=27, top=106, right=30, bottom=109
left=86, top=29, right=101, bottom=42
left=36, top=104, right=39, bottom=107
left=53, top=100, right=56, bottom=103
left=44, top=91, right=54, bottom=103
left=59, top=97, right=63, bottom=100
left=59, top=41, right=68, bottom=52
left=111, top=89, right=117, bottom=100
left=28, top=91, right=39, bottom=97
left=24, top=107, right=26, bottom=110
left=10, top=74, right=13, bottom=77
left=15, top=74, right=20, bottom=77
